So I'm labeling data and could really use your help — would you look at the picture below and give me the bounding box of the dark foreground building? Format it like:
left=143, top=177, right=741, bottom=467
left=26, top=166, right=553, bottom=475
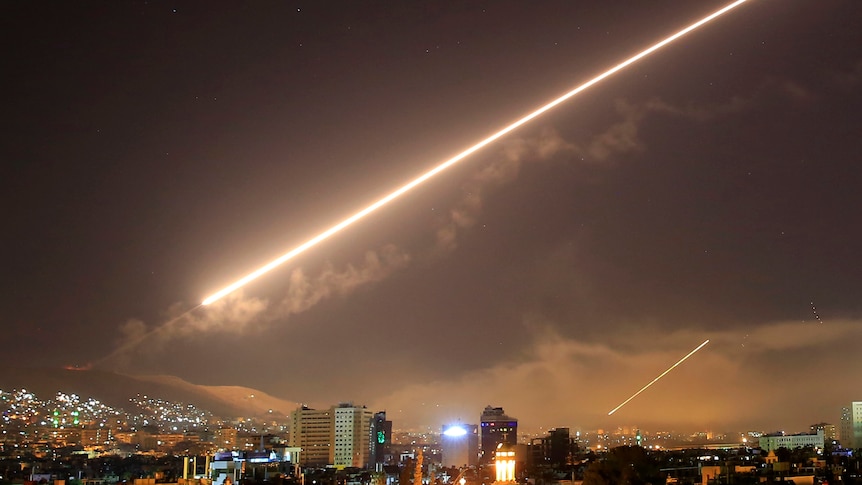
left=480, top=405, right=517, bottom=463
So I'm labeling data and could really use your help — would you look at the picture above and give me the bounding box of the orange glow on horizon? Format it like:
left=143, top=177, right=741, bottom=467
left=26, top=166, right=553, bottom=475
left=607, top=339, right=711, bottom=416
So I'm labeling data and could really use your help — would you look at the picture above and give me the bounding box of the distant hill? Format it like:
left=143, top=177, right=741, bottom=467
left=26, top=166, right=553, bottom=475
left=0, top=367, right=297, bottom=418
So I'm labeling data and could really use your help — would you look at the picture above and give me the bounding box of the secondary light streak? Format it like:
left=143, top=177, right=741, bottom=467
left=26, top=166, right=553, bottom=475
left=202, top=0, right=752, bottom=305
left=810, top=301, right=824, bottom=324
left=608, top=339, right=710, bottom=416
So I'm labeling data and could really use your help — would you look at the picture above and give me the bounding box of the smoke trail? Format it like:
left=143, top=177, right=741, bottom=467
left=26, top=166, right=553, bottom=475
left=98, top=305, right=204, bottom=369
left=436, top=128, right=576, bottom=251
left=101, top=245, right=410, bottom=368
left=202, top=0, right=754, bottom=306
left=274, top=244, right=411, bottom=317
left=431, top=94, right=746, bottom=251
left=101, top=94, right=763, bottom=366
left=607, top=339, right=710, bottom=415
left=104, top=127, right=571, bottom=363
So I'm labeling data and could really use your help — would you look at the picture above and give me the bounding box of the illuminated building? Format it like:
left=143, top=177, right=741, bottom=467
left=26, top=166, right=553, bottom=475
left=152, top=433, right=187, bottom=450
left=289, top=406, right=333, bottom=467
left=215, top=428, right=238, bottom=450
left=494, top=442, right=516, bottom=482
left=441, top=423, right=479, bottom=467
left=480, top=406, right=517, bottom=463
left=210, top=451, right=242, bottom=485
left=758, top=430, right=824, bottom=452
left=373, top=411, right=393, bottom=466
left=289, top=403, right=375, bottom=468
left=81, top=428, right=112, bottom=448
left=840, top=402, right=862, bottom=448
left=333, top=403, right=374, bottom=469
left=810, top=422, right=837, bottom=443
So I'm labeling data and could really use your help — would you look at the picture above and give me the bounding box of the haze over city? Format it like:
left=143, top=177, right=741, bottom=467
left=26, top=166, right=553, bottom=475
left=4, top=0, right=861, bottom=435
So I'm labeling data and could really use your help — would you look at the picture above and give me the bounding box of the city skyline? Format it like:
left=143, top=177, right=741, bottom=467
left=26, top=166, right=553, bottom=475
left=1, top=365, right=856, bottom=438
left=4, top=1, right=861, bottom=434
left=1, top=384, right=852, bottom=443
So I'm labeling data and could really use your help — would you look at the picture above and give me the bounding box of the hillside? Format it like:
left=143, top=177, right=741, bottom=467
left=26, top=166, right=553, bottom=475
left=0, top=367, right=296, bottom=418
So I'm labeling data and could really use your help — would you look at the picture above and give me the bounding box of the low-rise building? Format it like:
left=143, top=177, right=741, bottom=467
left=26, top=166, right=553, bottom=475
left=758, top=430, right=824, bottom=452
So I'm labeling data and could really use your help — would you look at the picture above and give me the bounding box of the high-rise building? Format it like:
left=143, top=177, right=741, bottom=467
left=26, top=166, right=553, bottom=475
left=441, top=423, right=479, bottom=467
left=215, top=428, right=238, bottom=450
left=373, top=411, right=393, bottom=466
left=840, top=407, right=851, bottom=446
left=810, top=422, right=837, bottom=443
left=290, top=406, right=334, bottom=467
left=530, top=428, right=578, bottom=468
left=333, top=403, right=374, bottom=469
left=81, top=427, right=113, bottom=448
left=289, top=403, right=375, bottom=469
left=480, top=405, right=518, bottom=463
left=840, top=402, right=862, bottom=448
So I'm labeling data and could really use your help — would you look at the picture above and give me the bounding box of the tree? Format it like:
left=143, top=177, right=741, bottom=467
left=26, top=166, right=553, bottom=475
left=583, top=446, right=661, bottom=485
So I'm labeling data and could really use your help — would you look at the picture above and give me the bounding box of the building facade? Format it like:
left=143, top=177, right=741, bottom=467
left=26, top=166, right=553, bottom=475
left=289, top=406, right=334, bottom=467
left=529, top=427, right=578, bottom=468
left=758, top=430, right=824, bottom=452
left=333, top=403, right=374, bottom=469
left=810, top=422, right=837, bottom=443
left=372, top=411, right=393, bottom=466
left=840, top=402, right=862, bottom=448
left=215, top=428, right=238, bottom=450
left=289, top=403, right=375, bottom=468
left=441, top=423, right=479, bottom=467
left=480, top=406, right=518, bottom=463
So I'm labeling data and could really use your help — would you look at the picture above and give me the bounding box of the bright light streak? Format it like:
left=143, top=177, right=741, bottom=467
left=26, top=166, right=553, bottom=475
left=202, top=0, right=752, bottom=305
left=443, top=426, right=467, bottom=437
left=607, top=339, right=710, bottom=416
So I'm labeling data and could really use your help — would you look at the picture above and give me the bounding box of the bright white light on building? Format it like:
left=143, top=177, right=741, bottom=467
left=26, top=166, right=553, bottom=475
left=443, top=425, right=467, bottom=437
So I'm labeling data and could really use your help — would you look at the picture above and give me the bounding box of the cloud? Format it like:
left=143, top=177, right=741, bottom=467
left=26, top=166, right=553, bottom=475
left=105, top=75, right=824, bottom=373
left=430, top=91, right=762, bottom=251
left=582, top=100, right=648, bottom=161
left=99, top=292, right=270, bottom=369
left=577, top=94, right=755, bottom=161
left=198, top=245, right=410, bottom=331
left=435, top=128, right=576, bottom=251
left=103, top=244, right=410, bottom=368
left=274, top=244, right=411, bottom=317
left=179, top=293, right=270, bottom=334
left=574, top=73, right=826, bottom=163
left=118, top=87, right=785, bottom=350
left=373, top=318, right=862, bottom=433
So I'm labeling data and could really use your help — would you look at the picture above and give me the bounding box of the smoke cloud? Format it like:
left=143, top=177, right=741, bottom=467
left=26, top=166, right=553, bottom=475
left=105, top=244, right=410, bottom=368
left=106, top=80, right=811, bottom=367
left=431, top=92, right=758, bottom=252
left=275, top=244, right=411, bottom=317
left=373, top=317, right=862, bottom=433
left=435, top=128, right=576, bottom=252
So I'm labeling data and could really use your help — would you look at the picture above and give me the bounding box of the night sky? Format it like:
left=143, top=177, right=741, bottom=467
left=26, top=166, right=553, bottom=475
left=5, top=1, right=862, bottom=434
